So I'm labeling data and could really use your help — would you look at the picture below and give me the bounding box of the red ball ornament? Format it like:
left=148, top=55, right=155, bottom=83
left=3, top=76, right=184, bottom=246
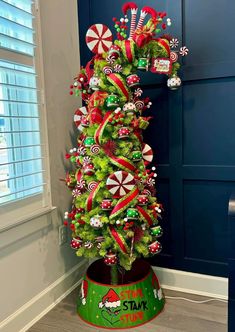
left=70, top=237, right=83, bottom=250
left=126, top=74, right=140, bottom=88
left=148, top=240, right=162, bottom=255
left=83, top=163, right=95, bottom=176
left=137, top=195, right=149, bottom=205
left=118, top=127, right=130, bottom=139
left=101, top=198, right=112, bottom=210
left=81, top=116, right=89, bottom=127
left=104, top=251, right=118, bottom=265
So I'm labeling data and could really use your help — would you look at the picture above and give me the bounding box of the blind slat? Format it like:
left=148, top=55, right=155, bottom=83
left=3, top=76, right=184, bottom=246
left=0, top=115, right=40, bottom=119
left=0, top=99, right=38, bottom=104
left=0, top=82, right=37, bottom=90
left=0, top=157, right=44, bottom=167
left=1, top=0, right=33, bottom=15
left=0, top=170, right=45, bottom=182
left=0, top=183, right=46, bottom=199
left=0, top=144, right=43, bottom=150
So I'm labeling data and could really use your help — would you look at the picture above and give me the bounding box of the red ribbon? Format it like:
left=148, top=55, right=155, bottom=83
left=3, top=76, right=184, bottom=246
left=109, top=155, right=136, bottom=172
left=137, top=206, right=154, bottom=226
left=124, top=40, right=133, bottom=62
left=86, top=182, right=100, bottom=212
left=108, top=73, right=129, bottom=100
left=110, top=187, right=139, bottom=219
left=156, top=38, right=170, bottom=57
left=94, top=111, right=113, bottom=144
left=109, top=225, right=129, bottom=254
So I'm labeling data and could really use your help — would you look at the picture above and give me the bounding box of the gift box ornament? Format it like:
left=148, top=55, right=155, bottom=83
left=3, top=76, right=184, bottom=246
left=77, top=259, right=165, bottom=329
left=105, top=94, right=120, bottom=109
left=132, top=150, right=142, bottom=162
left=127, top=208, right=139, bottom=220
left=84, top=137, right=95, bottom=147
left=137, top=57, right=149, bottom=71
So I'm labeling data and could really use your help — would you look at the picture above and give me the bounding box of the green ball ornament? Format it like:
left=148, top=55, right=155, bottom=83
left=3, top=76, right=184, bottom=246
left=105, top=94, right=120, bottom=109
left=70, top=156, right=76, bottom=162
left=151, top=226, right=163, bottom=238
left=127, top=208, right=139, bottom=220
left=117, top=28, right=120, bottom=32
left=137, top=57, right=149, bottom=71
left=132, top=150, right=142, bottom=162
left=84, top=137, right=95, bottom=147
left=115, top=24, right=118, bottom=28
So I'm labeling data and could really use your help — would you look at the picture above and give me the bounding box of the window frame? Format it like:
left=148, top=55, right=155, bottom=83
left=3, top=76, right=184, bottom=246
left=0, top=0, right=52, bottom=231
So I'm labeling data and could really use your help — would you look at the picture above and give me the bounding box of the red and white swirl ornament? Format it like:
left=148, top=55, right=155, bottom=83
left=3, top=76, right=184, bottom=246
left=86, top=24, right=113, bottom=54
left=74, top=107, right=88, bottom=131
left=142, top=143, right=153, bottom=163
left=88, top=181, right=98, bottom=192
left=90, top=144, right=100, bottom=155
left=106, top=171, right=135, bottom=198
left=170, top=51, right=178, bottom=63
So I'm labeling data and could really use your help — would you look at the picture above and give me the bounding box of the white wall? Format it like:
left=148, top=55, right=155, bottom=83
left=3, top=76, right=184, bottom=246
left=0, top=1, right=87, bottom=330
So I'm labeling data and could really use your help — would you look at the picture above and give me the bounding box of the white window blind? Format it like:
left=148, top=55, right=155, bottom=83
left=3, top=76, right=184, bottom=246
left=0, top=0, right=50, bottom=223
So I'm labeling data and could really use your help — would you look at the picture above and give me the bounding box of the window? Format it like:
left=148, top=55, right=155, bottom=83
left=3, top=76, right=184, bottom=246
left=0, top=0, right=51, bottom=228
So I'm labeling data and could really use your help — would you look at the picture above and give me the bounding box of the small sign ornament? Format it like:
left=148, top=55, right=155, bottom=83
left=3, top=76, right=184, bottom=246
left=150, top=58, right=172, bottom=74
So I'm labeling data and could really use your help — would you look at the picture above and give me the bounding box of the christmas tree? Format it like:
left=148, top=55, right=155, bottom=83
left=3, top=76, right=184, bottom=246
left=63, top=2, right=188, bottom=282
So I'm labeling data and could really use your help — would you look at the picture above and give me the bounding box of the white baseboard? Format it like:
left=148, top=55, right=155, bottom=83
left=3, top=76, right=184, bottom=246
left=0, top=259, right=88, bottom=332
left=153, top=266, right=228, bottom=300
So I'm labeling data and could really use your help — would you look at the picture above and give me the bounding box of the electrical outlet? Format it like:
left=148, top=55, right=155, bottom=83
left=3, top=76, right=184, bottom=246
left=59, top=225, right=67, bottom=245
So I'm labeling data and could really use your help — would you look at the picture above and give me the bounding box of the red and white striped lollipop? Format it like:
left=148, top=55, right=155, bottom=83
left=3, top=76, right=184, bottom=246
left=106, top=171, right=135, bottom=198
left=142, top=143, right=153, bottom=163
left=86, top=24, right=113, bottom=54
left=74, top=106, right=88, bottom=131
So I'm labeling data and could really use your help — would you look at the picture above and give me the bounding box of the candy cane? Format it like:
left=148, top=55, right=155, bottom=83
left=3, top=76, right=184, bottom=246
left=122, top=2, right=138, bottom=40
left=136, top=6, right=157, bottom=31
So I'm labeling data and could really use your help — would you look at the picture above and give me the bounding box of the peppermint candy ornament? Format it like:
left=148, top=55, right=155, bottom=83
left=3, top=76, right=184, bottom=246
left=106, top=171, right=135, bottom=198
left=142, top=143, right=153, bottom=163
left=87, top=181, right=98, bottom=192
left=179, top=46, right=189, bottom=56
left=86, top=24, right=113, bottom=54
left=90, top=144, right=100, bottom=155
left=169, top=38, right=179, bottom=49
left=170, top=51, right=178, bottom=63
left=103, top=66, right=113, bottom=75
left=74, top=106, right=88, bottom=131
left=113, top=64, right=122, bottom=73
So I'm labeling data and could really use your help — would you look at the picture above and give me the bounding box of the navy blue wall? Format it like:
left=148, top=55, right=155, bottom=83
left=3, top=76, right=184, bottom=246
left=77, top=0, right=235, bottom=277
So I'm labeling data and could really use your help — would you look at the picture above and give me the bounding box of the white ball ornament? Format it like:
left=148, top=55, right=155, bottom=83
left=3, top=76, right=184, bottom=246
left=167, top=75, right=182, bottom=90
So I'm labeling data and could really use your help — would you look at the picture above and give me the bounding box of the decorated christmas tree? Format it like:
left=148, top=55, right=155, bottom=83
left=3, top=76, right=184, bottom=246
left=63, top=2, right=188, bottom=283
